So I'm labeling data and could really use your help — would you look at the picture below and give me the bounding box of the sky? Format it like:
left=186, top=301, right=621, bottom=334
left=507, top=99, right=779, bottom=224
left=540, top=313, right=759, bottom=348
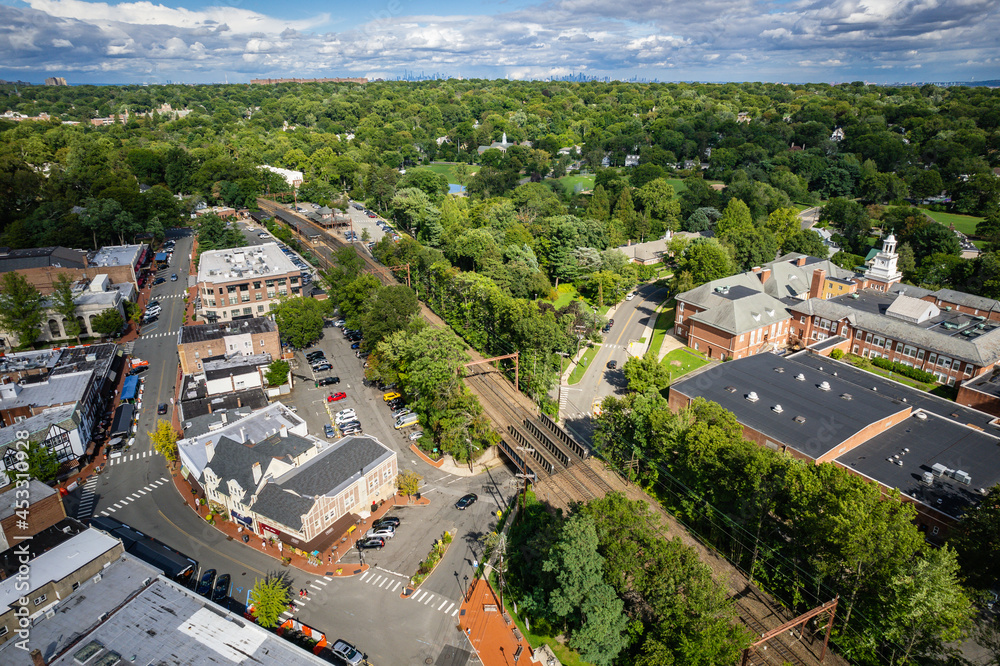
left=0, top=0, right=999, bottom=84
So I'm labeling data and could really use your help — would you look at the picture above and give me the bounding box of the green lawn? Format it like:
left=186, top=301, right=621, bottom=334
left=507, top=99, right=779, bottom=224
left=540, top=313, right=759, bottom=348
left=507, top=604, right=590, bottom=666
left=568, top=345, right=599, bottom=385
left=421, top=162, right=480, bottom=182
left=842, top=354, right=936, bottom=392
left=920, top=208, right=983, bottom=236
left=660, top=347, right=709, bottom=384
left=554, top=173, right=595, bottom=196
left=546, top=283, right=580, bottom=309
left=649, top=298, right=676, bottom=358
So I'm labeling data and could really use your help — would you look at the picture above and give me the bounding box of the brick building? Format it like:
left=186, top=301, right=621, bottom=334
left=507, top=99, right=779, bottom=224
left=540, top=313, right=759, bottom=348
left=196, top=244, right=301, bottom=323
left=176, top=317, right=281, bottom=374
left=669, top=351, right=1000, bottom=542
left=0, top=479, right=66, bottom=551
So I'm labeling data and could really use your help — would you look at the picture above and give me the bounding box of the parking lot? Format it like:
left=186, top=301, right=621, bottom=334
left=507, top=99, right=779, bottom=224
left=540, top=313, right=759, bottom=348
left=273, top=323, right=517, bottom=580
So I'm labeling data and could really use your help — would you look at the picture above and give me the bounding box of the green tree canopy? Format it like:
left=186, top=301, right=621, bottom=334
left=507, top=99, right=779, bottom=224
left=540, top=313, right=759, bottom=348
left=0, top=272, right=45, bottom=348
left=270, top=297, right=330, bottom=349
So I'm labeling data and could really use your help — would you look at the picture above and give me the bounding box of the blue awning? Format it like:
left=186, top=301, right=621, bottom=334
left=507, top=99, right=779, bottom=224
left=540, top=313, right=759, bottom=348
left=154, top=252, right=168, bottom=261
left=121, top=375, right=139, bottom=401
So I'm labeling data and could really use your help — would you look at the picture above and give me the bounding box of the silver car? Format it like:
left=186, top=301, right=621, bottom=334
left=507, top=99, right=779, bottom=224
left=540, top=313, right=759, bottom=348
left=365, top=525, right=395, bottom=540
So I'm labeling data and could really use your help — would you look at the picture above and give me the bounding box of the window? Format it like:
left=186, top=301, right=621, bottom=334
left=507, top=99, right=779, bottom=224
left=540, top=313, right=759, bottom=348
left=194, top=351, right=199, bottom=358
left=33, top=594, right=47, bottom=606
left=917, top=349, right=925, bottom=361
left=966, top=365, right=974, bottom=376
left=694, top=342, right=699, bottom=350
left=0, top=626, right=8, bottom=637
left=739, top=334, right=744, bottom=342
left=678, top=303, right=684, bottom=311
left=902, top=345, right=916, bottom=357
left=928, top=353, right=937, bottom=364
left=260, top=339, right=266, bottom=347
left=800, top=316, right=805, bottom=324
left=257, top=306, right=265, bottom=312
left=255, top=292, right=262, bottom=300
left=243, top=307, right=252, bottom=316
left=72, top=581, right=80, bottom=591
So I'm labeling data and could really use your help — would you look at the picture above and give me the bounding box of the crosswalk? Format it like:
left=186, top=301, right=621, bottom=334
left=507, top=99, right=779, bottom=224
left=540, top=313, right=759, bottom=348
left=75, top=476, right=99, bottom=519
left=358, top=569, right=461, bottom=618
left=148, top=293, right=186, bottom=299
left=281, top=576, right=331, bottom=620
left=140, top=329, right=179, bottom=339
left=98, top=476, right=170, bottom=516
left=106, top=450, right=161, bottom=466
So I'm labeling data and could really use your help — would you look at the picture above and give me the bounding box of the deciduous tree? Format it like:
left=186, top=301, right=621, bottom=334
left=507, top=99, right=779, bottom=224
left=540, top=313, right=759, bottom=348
left=249, top=576, right=291, bottom=628
left=148, top=419, right=179, bottom=463
left=0, top=272, right=45, bottom=348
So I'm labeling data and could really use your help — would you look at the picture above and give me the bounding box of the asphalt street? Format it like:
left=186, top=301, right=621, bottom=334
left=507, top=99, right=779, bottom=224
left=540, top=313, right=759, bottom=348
left=68, top=223, right=510, bottom=665
left=560, top=282, right=670, bottom=442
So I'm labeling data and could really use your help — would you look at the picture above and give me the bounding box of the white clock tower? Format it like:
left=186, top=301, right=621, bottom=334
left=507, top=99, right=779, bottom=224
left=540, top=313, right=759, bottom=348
left=864, top=233, right=902, bottom=290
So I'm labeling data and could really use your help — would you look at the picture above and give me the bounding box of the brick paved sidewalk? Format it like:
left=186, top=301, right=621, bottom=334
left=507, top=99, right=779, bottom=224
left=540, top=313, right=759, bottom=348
left=459, top=579, right=532, bottom=666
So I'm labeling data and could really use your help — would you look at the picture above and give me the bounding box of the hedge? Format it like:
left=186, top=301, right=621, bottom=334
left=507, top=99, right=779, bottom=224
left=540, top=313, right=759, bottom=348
left=870, top=357, right=936, bottom=383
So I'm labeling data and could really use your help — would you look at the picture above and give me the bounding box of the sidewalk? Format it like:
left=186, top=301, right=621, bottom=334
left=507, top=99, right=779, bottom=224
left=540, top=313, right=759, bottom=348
left=459, top=578, right=533, bottom=666
left=411, top=444, right=507, bottom=477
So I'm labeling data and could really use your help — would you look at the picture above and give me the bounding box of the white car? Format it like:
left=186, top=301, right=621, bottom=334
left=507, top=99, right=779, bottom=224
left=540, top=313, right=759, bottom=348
left=408, top=431, right=424, bottom=441
left=334, top=410, right=357, bottom=424
left=625, top=293, right=636, bottom=301
left=365, top=526, right=395, bottom=539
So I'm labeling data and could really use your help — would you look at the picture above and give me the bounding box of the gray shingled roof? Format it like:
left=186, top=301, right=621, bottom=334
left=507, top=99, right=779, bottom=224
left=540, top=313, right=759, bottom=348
left=791, top=296, right=1000, bottom=365
left=932, top=288, right=1000, bottom=314
left=250, top=484, right=315, bottom=530
left=688, top=289, right=789, bottom=335
left=204, top=430, right=316, bottom=497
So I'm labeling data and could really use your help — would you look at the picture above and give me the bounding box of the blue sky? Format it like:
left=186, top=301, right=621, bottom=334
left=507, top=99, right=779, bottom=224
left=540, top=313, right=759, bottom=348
left=1, top=0, right=998, bottom=84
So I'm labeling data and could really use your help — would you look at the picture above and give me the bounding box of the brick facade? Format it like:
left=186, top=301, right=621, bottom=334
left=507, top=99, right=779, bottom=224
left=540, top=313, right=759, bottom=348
left=177, top=325, right=281, bottom=375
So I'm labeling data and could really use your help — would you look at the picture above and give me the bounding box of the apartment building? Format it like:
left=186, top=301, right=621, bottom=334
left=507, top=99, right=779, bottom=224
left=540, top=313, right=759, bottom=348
left=196, top=243, right=301, bottom=323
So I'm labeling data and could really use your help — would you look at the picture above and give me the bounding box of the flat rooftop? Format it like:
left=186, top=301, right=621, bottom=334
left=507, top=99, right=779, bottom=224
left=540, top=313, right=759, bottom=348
left=197, top=243, right=299, bottom=284
left=178, top=317, right=277, bottom=345
left=829, top=290, right=1000, bottom=341
left=836, top=411, right=1000, bottom=519
left=670, top=352, right=910, bottom=460
left=961, top=370, right=1000, bottom=400
left=90, top=244, right=145, bottom=268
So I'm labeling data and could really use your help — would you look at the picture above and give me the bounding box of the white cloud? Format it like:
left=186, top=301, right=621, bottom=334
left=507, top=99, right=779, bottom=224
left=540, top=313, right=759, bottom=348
left=52, top=38, right=73, bottom=48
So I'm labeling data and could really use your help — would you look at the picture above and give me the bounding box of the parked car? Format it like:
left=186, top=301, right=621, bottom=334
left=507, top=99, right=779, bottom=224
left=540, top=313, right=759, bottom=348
left=339, top=420, right=362, bottom=432
left=606, top=360, right=618, bottom=370
left=324, top=424, right=336, bottom=438
left=306, top=350, right=326, bottom=360
left=357, top=537, right=384, bottom=551
left=334, top=410, right=357, bottom=424
left=170, top=273, right=178, bottom=281
left=211, top=574, right=231, bottom=603
left=365, top=526, right=395, bottom=540
left=350, top=342, right=361, bottom=350
left=157, top=403, right=168, bottom=415
left=625, top=292, right=636, bottom=301
left=145, top=305, right=162, bottom=316
left=328, top=392, right=347, bottom=402
left=142, top=314, right=158, bottom=325
left=356, top=351, right=370, bottom=359
left=386, top=398, right=404, bottom=410
left=408, top=430, right=424, bottom=441
left=258, top=233, right=269, bottom=239
left=195, top=569, right=217, bottom=597
left=312, top=363, right=332, bottom=372
left=392, top=408, right=412, bottom=419
left=318, top=376, right=340, bottom=386
left=346, top=333, right=363, bottom=342
left=373, top=516, right=400, bottom=529
left=383, top=391, right=401, bottom=402
left=456, top=494, right=478, bottom=510
left=153, top=277, right=166, bottom=285
left=333, top=319, right=346, bottom=328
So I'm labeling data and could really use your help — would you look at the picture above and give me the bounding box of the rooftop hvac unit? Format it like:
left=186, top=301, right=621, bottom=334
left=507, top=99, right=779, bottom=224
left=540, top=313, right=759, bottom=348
left=746, top=391, right=759, bottom=402
left=795, top=373, right=806, bottom=381
left=896, top=460, right=903, bottom=466
left=913, top=408, right=929, bottom=419
left=772, top=404, right=784, bottom=413
left=818, top=381, right=831, bottom=391
left=931, top=462, right=949, bottom=476
left=922, top=471, right=934, bottom=485
left=954, top=470, right=972, bottom=485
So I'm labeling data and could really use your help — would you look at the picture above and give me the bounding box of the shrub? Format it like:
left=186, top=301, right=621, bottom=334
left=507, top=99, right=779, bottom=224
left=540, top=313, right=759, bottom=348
left=829, top=349, right=844, bottom=359
left=869, top=357, right=936, bottom=383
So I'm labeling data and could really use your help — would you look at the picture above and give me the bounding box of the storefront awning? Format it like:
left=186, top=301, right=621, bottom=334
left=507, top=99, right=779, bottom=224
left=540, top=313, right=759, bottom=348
left=121, top=375, right=139, bottom=401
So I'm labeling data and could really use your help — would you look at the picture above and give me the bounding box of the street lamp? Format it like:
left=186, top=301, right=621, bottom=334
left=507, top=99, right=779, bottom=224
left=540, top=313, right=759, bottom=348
left=463, top=574, right=469, bottom=602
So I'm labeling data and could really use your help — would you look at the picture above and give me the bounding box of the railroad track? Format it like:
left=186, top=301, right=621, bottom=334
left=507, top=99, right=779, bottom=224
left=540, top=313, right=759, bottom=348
left=736, top=601, right=807, bottom=666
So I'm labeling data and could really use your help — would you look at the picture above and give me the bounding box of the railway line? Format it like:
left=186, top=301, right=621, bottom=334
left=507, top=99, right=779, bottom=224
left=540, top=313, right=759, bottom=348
left=258, top=198, right=611, bottom=508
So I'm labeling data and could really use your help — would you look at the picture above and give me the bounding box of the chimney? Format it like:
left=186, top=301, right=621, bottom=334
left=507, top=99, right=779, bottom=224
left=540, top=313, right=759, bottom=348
left=279, top=424, right=287, bottom=438
left=796, top=256, right=807, bottom=267
left=237, top=397, right=242, bottom=408
left=31, top=649, right=46, bottom=666
left=207, top=402, right=212, bottom=414
left=759, top=267, right=772, bottom=284
left=252, top=462, right=262, bottom=484
left=809, top=268, right=826, bottom=300
left=205, top=439, right=215, bottom=463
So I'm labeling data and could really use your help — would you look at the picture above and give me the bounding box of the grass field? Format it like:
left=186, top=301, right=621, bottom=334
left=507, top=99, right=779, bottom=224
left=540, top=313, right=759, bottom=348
left=554, top=173, right=595, bottom=196
left=507, top=607, right=588, bottom=666
left=649, top=298, right=676, bottom=358
left=568, top=345, right=599, bottom=385
left=660, top=347, right=709, bottom=384
left=920, top=209, right=983, bottom=236
left=422, top=162, right=480, bottom=183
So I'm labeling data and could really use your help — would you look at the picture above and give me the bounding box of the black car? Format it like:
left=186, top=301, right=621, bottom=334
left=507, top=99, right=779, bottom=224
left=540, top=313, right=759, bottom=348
left=312, top=363, right=332, bottom=372
left=318, top=376, right=340, bottom=386
left=157, top=403, right=168, bottom=415
left=306, top=352, right=326, bottom=362
left=153, top=277, right=166, bottom=285
left=127, top=367, right=146, bottom=376
left=346, top=334, right=363, bottom=342
left=358, top=537, right=385, bottom=550
left=607, top=360, right=618, bottom=370
left=386, top=399, right=404, bottom=410
left=456, top=494, right=478, bottom=510
left=211, top=573, right=231, bottom=603
left=374, top=516, right=401, bottom=529
left=196, top=569, right=216, bottom=597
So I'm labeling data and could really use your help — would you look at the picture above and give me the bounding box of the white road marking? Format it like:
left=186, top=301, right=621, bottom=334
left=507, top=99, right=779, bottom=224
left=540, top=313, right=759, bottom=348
left=424, top=594, right=435, bottom=605
left=438, top=599, right=449, bottom=610
left=392, top=581, right=401, bottom=592
left=445, top=602, right=455, bottom=614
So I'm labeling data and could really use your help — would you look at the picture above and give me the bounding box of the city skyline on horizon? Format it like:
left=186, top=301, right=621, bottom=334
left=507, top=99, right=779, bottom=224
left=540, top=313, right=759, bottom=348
left=0, top=0, right=998, bottom=86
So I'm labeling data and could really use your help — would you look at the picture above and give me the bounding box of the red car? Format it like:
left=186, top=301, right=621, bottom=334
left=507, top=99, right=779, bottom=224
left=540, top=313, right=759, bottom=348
left=328, top=392, right=347, bottom=402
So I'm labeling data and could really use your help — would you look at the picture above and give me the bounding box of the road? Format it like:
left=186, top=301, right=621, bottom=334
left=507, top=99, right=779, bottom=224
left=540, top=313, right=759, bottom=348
left=67, top=224, right=508, bottom=665
left=559, top=282, right=670, bottom=441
